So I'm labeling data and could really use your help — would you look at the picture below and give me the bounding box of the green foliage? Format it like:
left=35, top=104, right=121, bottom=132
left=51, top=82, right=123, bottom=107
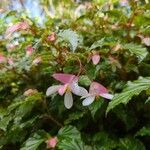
left=136, top=126, right=150, bottom=137
left=20, top=131, right=46, bottom=150
left=106, top=77, right=150, bottom=114
left=58, top=29, right=80, bottom=52
left=0, top=0, right=150, bottom=149
left=122, top=43, right=148, bottom=61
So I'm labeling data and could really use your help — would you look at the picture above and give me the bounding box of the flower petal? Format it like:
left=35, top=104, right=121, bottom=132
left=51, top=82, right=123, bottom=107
left=89, top=82, right=108, bottom=95
left=99, top=93, right=113, bottom=99
left=92, top=54, right=100, bottom=65
left=52, top=73, right=75, bottom=84
left=64, top=91, right=73, bottom=109
left=58, top=84, right=68, bottom=95
left=46, top=85, right=61, bottom=96
left=70, top=80, right=88, bottom=96
left=82, top=96, right=95, bottom=106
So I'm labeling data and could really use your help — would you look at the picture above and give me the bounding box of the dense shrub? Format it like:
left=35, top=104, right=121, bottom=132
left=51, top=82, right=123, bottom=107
left=0, top=0, right=150, bottom=149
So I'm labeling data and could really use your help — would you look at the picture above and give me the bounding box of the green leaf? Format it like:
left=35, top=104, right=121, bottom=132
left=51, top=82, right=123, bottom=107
left=145, top=97, right=150, bottom=104
left=20, top=132, right=45, bottom=150
left=119, top=138, right=146, bottom=150
left=0, top=115, right=12, bottom=131
left=90, top=38, right=105, bottom=50
left=59, top=29, right=79, bottom=52
left=136, top=126, right=150, bottom=137
left=122, top=43, right=148, bottom=61
left=88, top=98, right=104, bottom=118
left=58, top=126, right=85, bottom=150
left=106, top=77, right=150, bottom=114
left=64, top=111, right=86, bottom=124
left=58, top=139, right=85, bottom=150
left=58, top=125, right=81, bottom=140
left=93, top=132, right=118, bottom=149
left=79, top=75, right=91, bottom=87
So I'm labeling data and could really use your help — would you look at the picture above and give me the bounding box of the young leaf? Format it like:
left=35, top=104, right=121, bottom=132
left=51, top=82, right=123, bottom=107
left=20, top=132, right=45, bottom=150
left=106, top=77, right=150, bottom=114
left=59, top=29, right=79, bottom=52
left=136, top=126, right=150, bottom=137
left=122, top=43, right=148, bottom=61
left=90, top=38, right=105, bottom=50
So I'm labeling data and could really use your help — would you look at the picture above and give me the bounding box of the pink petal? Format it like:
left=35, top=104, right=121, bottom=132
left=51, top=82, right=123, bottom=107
left=64, top=91, right=73, bottom=109
left=92, top=54, right=100, bottom=65
left=82, top=96, right=95, bottom=106
left=5, top=21, right=29, bottom=38
left=52, top=73, right=75, bottom=84
left=89, top=82, right=108, bottom=95
left=58, top=84, right=68, bottom=95
left=99, top=93, right=113, bottom=99
left=46, top=85, right=61, bottom=96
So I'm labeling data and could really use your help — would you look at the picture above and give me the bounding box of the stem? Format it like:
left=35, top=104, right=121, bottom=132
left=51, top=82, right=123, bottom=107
left=43, top=97, right=63, bottom=127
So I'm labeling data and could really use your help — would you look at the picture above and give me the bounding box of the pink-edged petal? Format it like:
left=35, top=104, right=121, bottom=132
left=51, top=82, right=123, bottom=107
left=92, top=54, right=100, bottom=65
left=82, top=96, right=95, bottom=106
left=52, top=73, right=75, bottom=84
left=64, top=91, right=73, bottom=109
left=89, top=82, right=108, bottom=95
left=71, top=82, right=88, bottom=96
left=99, top=93, right=113, bottom=99
left=46, top=85, right=61, bottom=96
left=58, top=84, right=68, bottom=95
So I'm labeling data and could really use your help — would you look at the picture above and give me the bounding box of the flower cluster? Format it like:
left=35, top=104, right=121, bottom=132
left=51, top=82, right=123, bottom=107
left=46, top=73, right=113, bottom=109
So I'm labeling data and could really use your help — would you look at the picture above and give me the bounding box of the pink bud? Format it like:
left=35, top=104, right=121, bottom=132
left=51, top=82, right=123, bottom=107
left=46, top=137, right=57, bottom=149
left=112, top=44, right=121, bottom=52
left=23, top=89, right=38, bottom=96
left=0, top=54, right=6, bottom=63
left=92, top=54, right=100, bottom=65
left=32, top=57, right=42, bottom=65
left=47, top=32, right=56, bottom=42
left=26, top=45, right=34, bottom=56
left=142, top=37, right=150, bottom=46
left=7, top=58, right=14, bottom=65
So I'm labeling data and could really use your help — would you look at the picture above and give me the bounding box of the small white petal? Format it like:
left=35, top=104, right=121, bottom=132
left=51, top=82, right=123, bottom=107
left=64, top=91, right=73, bottom=109
left=71, top=82, right=88, bottom=96
left=100, top=93, right=113, bottom=99
left=82, top=96, right=95, bottom=106
left=46, top=85, right=61, bottom=96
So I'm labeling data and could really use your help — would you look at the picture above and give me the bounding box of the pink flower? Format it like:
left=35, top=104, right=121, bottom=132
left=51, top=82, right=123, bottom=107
left=92, top=54, right=100, bottom=65
left=46, top=73, right=88, bottom=109
left=32, top=57, right=42, bottom=65
left=26, top=45, right=34, bottom=56
left=0, top=54, right=6, bottom=63
left=5, top=21, right=29, bottom=38
left=82, top=82, right=113, bottom=106
left=47, top=32, right=56, bottom=42
left=46, top=137, right=57, bottom=149
left=119, top=0, right=129, bottom=6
